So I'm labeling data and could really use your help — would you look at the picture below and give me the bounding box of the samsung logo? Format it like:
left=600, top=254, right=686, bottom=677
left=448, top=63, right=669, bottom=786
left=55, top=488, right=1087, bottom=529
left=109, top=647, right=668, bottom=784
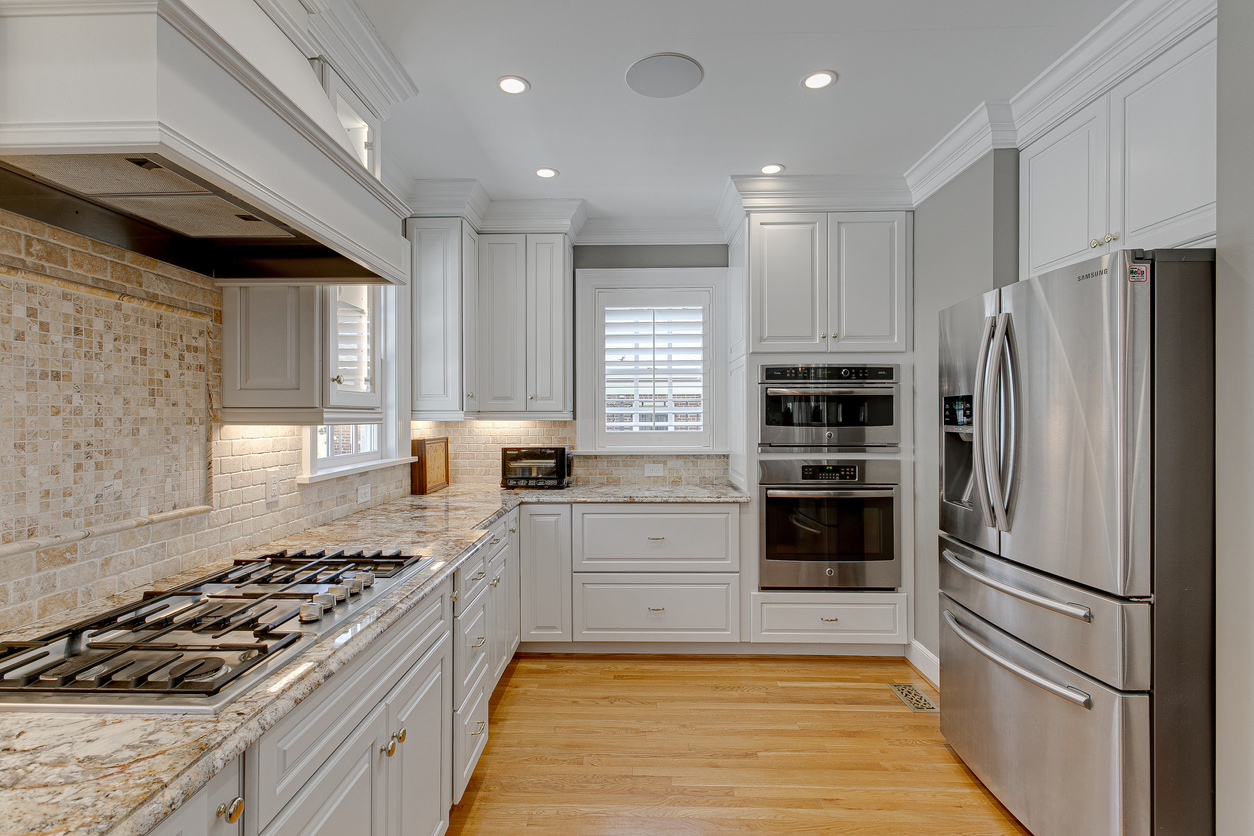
left=1077, top=268, right=1108, bottom=281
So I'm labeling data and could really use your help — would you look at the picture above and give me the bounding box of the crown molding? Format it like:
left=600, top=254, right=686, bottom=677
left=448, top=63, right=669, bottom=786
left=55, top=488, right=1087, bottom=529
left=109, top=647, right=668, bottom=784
left=404, top=179, right=491, bottom=229
left=305, top=0, right=418, bottom=122
left=1009, top=0, right=1216, bottom=147
left=576, top=217, right=727, bottom=246
left=478, top=199, right=588, bottom=239
left=731, top=174, right=914, bottom=213
left=715, top=177, right=746, bottom=242
left=905, top=101, right=1016, bottom=205
left=252, top=0, right=319, bottom=57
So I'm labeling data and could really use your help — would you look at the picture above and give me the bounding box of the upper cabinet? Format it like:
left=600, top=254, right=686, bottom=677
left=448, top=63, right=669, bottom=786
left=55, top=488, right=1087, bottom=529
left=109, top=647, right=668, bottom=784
left=221, top=284, right=383, bottom=425
left=471, top=233, right=573, bottom=419
left=410, top=218, right=476, bottom=420
left=749, top=211, right=910, bottom=354
left=1020, top=22, right=1216, bottom=279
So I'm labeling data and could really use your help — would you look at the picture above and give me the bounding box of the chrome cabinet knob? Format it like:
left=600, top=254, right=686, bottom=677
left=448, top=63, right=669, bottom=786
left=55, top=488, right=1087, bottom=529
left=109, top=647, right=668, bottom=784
left=820, top=333, right=827, bottom=338
left=1090, top=238, right=1102, bottom=248
left=467, top=391, right=475, bottom=398
left=397, top=727, right=407, bottom=743
left=831, top=332, right=838, bottom=339
left=528, top=394, right=535, bottom=400
left=217, top=797, right=244, bottom=824
left=382, top=735, right=397, bottom=757
left=330, top=374, right=343, bottom=384
left=1103, top=232, right=1119, bottom=243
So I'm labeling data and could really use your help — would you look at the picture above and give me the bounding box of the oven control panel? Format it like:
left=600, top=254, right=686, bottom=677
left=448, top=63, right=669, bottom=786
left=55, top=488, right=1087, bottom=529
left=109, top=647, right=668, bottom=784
left=762, top=365, right=896, bottom=382
left=801, top=465, right=859, bottom=481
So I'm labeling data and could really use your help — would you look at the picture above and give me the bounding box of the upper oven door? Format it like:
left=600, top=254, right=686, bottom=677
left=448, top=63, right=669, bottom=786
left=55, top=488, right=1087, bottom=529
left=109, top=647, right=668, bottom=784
left=760, top=384, right=900, bottom=446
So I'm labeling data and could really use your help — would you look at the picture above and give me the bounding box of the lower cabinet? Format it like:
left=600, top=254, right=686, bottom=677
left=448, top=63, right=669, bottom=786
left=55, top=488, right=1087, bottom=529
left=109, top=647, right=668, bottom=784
left=572, top=573, right=740, bottom=642
left=749, top=591, right=907, bottom=643
left=452, top=664, right=491, bottom=803
left=519, top=504, right=572, bottom=641
left=148, top=757, right=243, bottom=836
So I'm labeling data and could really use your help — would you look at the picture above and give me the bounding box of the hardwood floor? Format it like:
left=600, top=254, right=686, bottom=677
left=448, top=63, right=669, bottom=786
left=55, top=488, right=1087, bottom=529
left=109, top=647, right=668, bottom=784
left=449, top=654, right=1030, bottom=835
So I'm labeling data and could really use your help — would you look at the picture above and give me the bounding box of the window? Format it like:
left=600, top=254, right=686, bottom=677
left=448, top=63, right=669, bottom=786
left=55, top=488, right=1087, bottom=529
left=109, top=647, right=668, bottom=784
left=576, top=269, right=728, bottom=453
left=316, top=424, right=380, bottom=466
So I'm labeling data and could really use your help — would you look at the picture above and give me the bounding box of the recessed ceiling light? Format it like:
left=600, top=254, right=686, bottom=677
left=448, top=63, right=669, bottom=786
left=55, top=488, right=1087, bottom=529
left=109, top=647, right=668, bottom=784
left=803, top=71, right=838, bottom=90
left=498, top=76, right=530, bottom=94
left=761, top=164, right=785, bottom=175
left=535, top=168, right=559, bottom=178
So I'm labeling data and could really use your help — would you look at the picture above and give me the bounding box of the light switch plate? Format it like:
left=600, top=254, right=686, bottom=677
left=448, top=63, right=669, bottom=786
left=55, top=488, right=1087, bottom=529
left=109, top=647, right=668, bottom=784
left=644, top=463, right=664, bottom=477
left=266, top=471, right=280, bottom=503
left=357, top=484, right=371, bottom=503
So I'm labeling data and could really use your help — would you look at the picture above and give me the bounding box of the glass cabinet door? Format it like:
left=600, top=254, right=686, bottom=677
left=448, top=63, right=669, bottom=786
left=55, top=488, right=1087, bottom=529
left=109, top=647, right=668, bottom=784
left=326, top=285, right=383, bottom=409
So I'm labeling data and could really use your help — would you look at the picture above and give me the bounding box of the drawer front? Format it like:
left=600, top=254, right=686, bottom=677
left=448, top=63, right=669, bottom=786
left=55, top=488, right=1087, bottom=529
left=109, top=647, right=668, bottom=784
left=752, top=592, right=906, bottom=643
left=940, top=596, right=1150, bottom=836
left=454, top=550, right=490, bottom=616
left=573, top=573, right=739, bottom=641
left=149, top=757, right=242, bottom=836
left=454, top=586, right=490, bottom=705
left=573, top=504, right=739, bottom=572
left=250, top=581, right=450, bottom=831
left=453, top=665, right=490, bottom=804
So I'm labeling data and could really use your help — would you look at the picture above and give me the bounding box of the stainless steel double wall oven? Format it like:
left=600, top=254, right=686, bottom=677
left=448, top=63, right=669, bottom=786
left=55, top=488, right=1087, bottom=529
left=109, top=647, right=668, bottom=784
left=759, top=364, right=900, bottom=452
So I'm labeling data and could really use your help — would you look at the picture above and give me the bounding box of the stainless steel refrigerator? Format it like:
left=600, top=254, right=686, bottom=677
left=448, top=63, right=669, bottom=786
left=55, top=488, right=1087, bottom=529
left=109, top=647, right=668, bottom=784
left=937, top=250, right=1215, bottom=836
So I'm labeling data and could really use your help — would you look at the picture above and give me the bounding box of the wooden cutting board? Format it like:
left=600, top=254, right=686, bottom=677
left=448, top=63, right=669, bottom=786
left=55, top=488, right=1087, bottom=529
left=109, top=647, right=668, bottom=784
left=411, top=437, right=449, bottom=494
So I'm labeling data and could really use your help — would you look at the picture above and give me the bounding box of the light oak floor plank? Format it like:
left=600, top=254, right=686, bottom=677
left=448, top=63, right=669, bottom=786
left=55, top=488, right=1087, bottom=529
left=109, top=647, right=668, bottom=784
left=449, top=654, right=1029, bottom=835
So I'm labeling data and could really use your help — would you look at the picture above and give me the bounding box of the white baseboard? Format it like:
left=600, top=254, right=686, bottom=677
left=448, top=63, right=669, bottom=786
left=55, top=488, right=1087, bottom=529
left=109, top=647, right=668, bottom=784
left=905, top=639, right=940, bottom=689
left=519, top=641, right=909, bottom=657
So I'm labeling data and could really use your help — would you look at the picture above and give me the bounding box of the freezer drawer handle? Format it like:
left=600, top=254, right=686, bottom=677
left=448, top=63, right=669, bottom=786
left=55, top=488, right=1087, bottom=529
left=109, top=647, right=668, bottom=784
left=943, top=610, right=1092, bottom=709
left=941, top=550, right=1092, bottom=622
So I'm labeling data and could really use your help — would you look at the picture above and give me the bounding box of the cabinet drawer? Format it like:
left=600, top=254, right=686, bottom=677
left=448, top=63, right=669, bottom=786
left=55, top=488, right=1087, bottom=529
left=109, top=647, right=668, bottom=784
left=453, top=664, right=490, bottom=804
left=149, top=757, right=242, bottom=836
left=454, top=550, right=490, bottom=616
left=572, top=573, right=739, bottom=642
left=572, top=504, right=739, bottom=572
left=249, top=581, right=450, bottom=831
left=454, top=586, right=490, bottom=706
left=750, top=591, right=906, bottom=643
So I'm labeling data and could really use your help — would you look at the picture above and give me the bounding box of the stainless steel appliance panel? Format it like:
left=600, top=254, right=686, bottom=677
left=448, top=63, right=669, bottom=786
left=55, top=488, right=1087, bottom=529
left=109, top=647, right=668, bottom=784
left=939, top=534, right=1151, bottom=690
left=940, top=596, right=1150, bottom=836
left=938, top=290, right=1000, bottom=554
left=997, top=251, right=1152, bottom=597
left=760, top=385, right=901, bottom=448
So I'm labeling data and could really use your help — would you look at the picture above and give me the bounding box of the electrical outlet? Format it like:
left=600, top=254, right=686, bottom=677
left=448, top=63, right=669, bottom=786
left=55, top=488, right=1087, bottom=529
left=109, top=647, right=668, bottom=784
left=266, top=470, right=280, bottom=503
left=357, top=484, right=371, bottom=504
left=644, top=463, right=664, bottom=477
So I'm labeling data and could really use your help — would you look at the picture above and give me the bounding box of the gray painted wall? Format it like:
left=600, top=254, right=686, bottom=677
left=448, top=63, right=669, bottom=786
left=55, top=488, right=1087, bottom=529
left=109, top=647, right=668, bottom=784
left=1215, top=2, right=1252, bottom=830
left=573, top=244, right=728, bottom=270
left=911, top=148, right=1018, bottom=654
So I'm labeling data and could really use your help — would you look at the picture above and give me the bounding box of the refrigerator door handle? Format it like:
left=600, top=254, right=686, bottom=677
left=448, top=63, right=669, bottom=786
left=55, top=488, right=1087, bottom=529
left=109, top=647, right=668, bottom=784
left=1000, top=317, right=1019, bottom=529
left=971, top=315, right=997, bottom=528
left=984, top=313, right=1011, bottom=532
left=941, top=550, right=1093, bottom=622
left=943, top=610, right=1093, bottom=709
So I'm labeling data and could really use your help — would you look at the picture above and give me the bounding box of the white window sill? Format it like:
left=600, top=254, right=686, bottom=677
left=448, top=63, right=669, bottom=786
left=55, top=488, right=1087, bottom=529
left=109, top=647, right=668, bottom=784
left=569, top=449, right=730, bottom=456
left=297, top=455, right=417, bottom=485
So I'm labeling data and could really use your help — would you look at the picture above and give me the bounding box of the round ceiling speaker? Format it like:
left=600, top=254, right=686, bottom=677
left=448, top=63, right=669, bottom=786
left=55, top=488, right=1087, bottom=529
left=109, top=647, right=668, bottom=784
left=625, top=53, right=704, bottom=98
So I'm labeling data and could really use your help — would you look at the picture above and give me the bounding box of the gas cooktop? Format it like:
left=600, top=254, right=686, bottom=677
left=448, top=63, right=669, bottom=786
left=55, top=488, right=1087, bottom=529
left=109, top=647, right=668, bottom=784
left=0, top=549, right=433, bottom=713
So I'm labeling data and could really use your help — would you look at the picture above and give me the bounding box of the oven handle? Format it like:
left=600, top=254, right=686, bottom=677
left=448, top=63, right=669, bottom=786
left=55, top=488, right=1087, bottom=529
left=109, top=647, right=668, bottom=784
left=766, top=489, right=896, bottom=499
left=764, top=387, right=894, bottom=397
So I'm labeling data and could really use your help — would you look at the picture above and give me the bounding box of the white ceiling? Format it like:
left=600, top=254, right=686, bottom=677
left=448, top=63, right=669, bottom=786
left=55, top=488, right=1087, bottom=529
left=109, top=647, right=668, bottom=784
left=356, top=0, right=1124, bottom=222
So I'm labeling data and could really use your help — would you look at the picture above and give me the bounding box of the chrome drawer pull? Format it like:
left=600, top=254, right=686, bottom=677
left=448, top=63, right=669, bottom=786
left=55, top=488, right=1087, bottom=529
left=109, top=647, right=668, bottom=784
left=470, top=720, right=485, bottom=736
left=490, top=538, right=501, bottom=545
left=942, top=550, right=1092, bottom=622
left=648, top=607, right=665, bottom=612
left=472, top=636, right=486, bottom=648
left=943, top=611, right=1092, bottom=709
left=820, top=617, right=839, bottom=622
left=471, top=570, right=486, bottom=581
left=647, top=536, right=666, bottom=541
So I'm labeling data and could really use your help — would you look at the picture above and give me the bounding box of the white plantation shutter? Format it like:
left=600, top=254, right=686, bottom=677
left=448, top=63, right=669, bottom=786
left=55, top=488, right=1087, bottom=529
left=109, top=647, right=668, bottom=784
left=604, top=306, right=704, bottom=433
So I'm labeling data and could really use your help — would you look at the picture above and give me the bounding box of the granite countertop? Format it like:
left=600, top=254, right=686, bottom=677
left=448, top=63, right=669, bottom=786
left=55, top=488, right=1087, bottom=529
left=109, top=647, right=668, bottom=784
left=0, top=482, right=748, bottom=836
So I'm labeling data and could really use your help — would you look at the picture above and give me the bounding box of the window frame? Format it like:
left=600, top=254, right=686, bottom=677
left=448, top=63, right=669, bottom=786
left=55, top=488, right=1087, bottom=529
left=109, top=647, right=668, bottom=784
left=575, top=268, right=728, bottom=454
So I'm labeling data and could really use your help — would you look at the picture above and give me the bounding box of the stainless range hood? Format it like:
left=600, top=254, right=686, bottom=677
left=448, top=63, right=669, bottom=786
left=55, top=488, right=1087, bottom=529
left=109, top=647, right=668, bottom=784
left=0, top=0, right=411, bottom=285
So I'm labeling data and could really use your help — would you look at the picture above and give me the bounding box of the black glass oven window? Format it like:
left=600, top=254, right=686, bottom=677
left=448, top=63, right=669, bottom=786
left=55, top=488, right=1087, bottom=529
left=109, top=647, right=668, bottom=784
left=503, top=449, right=558, bottom=479
left=764, top=494, right=894, bottom=562
left=764, top=392, right=894, bottom=428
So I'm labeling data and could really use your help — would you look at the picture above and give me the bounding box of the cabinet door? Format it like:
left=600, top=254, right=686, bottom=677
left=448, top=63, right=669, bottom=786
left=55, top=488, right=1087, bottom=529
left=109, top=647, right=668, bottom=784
left=1108, top=23, right=1216, bottom=251
left=519, top=504, right=572, bottom=641
left=148, top=758, right=242, bottom=836
left=476, top=235, right=527, bottom=412
left=410, top=218, right=463, bottom=417
left=1020, top=97, right=1110, bottom=279
left=749, top=213, right=829, bottom=353
left=828, top=212, right=909, bottom=352
left=453, top=587, right=490, bottom=705
left=452, top=666, right=490, bottom=804
left=221, top=286, right=319, bottom=409
left=526, top=233, right=571, bottom=412
left=505, top=512, right=521, bottom=657
left=488, top=548, right=510, bottom=685
left=261, top=704, right=389, bottom=836
left=325, top=285, right=383, bottom=410
left=461, top=223, right=480, bottom=413
left=386, top=633, right=452, bottom=836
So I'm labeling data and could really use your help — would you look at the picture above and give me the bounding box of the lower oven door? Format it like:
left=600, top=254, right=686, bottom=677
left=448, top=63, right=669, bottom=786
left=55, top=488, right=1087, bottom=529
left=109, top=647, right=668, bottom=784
left=939, top=595, right=1150, bottom=836
left=759, top=487, right=900, bottom=589
left=760, top=385, right=900, bottom=447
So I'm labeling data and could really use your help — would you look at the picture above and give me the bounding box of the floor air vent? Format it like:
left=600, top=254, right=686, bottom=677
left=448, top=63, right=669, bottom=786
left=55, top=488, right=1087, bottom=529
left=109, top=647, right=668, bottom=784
left=889, top=683, right=938, bottom=712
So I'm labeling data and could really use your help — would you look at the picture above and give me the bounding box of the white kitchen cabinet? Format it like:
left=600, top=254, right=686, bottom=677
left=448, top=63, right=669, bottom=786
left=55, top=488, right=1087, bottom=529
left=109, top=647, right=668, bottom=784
left=148, top=757, right=242, bottom=836
left=221, top=284, right=383, bottom=425
left=749, top=212, right=909, bottom=353
left=572, top=504, right=739, bottom=573
left=749, top=591, right=907, bottom=644
left=727, top=217, right=748, bottom=360
left=472, top=235, right=573, bottom=418
left=410, top=218, right=476, bottom=419
left=453, top=586, right=490, bottom=706
left=487, top=514, right=520, bottom=685
left=519, top=504, right=572, bottom=642
left=386, top=632, right=453, bottom=836
left=572, top=573, right=740, bottom=642
left=452, top=664, right=490, bottom=804
left=1020, top=22, right=1216, bottom=279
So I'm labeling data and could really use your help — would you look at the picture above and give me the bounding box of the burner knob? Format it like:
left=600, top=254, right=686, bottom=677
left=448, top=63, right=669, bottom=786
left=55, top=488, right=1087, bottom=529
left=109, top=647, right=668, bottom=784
left=299, top=602, right=325, bottom=623
left=355, top=572, right=375, bottom=588
left=346, top=578, right=363, bottom=596
left=313, top=593, right=336, bottom=609
left=327, top=585, right=349, bottom=603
